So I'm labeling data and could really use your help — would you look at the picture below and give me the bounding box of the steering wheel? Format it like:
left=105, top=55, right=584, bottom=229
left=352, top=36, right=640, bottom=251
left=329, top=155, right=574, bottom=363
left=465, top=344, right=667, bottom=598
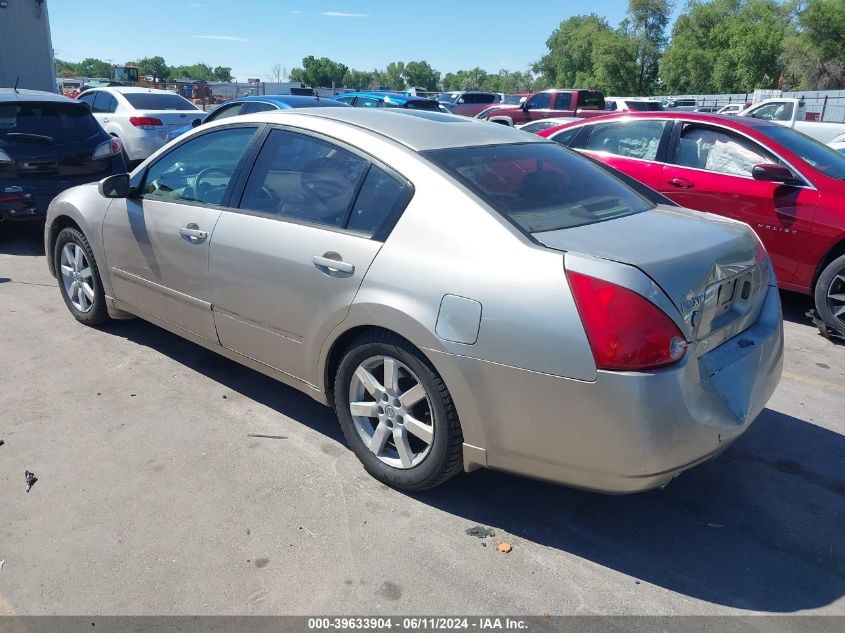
left=194, top=167, right=232, bottom=200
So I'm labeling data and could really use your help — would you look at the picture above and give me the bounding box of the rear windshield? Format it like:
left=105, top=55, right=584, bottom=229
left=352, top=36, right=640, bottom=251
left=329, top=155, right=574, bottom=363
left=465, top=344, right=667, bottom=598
left=123, top=93, right=199, bottom=111
left=758, top=125, right=845, bottom=180
left=424, top=143, right=652, bottom=233
left=627, top=101, right=664, bottom=112
left=404, top=99, right=440, bottom=111
left=0, top=102, right=100, bottom=143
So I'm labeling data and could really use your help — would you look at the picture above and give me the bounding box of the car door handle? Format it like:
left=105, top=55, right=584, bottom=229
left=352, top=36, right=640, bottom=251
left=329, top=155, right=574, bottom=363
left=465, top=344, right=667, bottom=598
left=668, top=178, right=694, bottom=189
left=179, top=225, right=208, bottom=242
left=313, top=255, right=354, bottom=275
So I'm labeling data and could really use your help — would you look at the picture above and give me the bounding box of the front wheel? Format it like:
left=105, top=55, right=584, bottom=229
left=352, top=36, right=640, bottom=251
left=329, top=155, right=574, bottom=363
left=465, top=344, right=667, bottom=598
left=54, top=226, right=110, bottom=326
left=814, top=254, right=845, bottom=338
left=334, top=331, right=464, bottom=491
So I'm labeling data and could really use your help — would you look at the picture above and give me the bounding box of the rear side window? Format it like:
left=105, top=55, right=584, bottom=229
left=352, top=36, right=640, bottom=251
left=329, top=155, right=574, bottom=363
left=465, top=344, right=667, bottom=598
left=554, top=93, right=573, bottom=110
left=425, top=143, right=652, bottom=233
left=207, top=103, right=244, bottom=122
left=577, top=91, right=604, bottom=110
left=241, top=101, right=278, bottom=114
left=239, top=129, right=369, bottom=229
left=549, top=126, right=583, bottom=147
left=404, top=99, right=440, bottom=111
left=0, top=102, right=100, bottom=143
left=123, top=93, right=198, bottom=111
left=92, top=92, right=116, bottom=113
left=347, top=167, right=412, bottom=238
left=585, top=120, right=667, bottom=161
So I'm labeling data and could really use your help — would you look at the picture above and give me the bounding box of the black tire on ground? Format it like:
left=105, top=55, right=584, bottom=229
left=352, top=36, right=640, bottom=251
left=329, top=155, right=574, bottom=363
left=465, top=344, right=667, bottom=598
left=814, top=253, right=845, bottom=337
left=53, top=226, right=110, bottom=326
left=334, top=330, right=464, bottom=492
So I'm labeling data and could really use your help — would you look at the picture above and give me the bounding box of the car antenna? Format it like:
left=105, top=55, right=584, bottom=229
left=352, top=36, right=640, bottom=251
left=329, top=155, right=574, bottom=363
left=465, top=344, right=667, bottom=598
left=13, top=77, right=19, bottom=93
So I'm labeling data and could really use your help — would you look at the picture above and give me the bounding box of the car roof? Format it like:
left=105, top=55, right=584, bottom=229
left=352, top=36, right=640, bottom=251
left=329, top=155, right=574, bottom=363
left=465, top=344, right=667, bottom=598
left=339, top=91, right=435, bottom=103
left=94, top=86, right=178, bottom=94
left=228, top=94, right=347, bottom=108
left=235, top=107, right=547, bottom=151
left=0, top=88, right=76, bottom=104
left=551, top=111, right=781, bottom=129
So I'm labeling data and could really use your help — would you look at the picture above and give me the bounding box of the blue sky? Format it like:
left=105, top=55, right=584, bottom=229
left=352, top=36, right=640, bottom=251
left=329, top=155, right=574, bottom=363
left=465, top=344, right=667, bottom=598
left=49, top=0, right=681, bottom=81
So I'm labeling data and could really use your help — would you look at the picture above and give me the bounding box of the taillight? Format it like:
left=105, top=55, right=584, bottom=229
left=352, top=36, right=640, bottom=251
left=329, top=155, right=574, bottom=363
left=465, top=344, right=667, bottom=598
left=92, top=137, right=123, bottom=160
left=129, top=116, right=164, bottom=129
left=566, top=270, right=688, bottom=371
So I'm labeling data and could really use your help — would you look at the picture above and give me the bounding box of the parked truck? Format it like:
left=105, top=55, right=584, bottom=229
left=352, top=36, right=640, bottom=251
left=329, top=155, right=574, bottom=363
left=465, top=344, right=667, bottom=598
left=739, top=98, right=845, bottom=146
left=475, top=89, right=611, bottom=126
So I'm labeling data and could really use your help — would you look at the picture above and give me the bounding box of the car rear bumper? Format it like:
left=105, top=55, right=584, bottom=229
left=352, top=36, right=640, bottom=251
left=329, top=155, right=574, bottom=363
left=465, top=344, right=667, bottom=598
left=430, top=283, right=784, bottom=493
left=123, top=129, right=170, bottom=161
left=1, top=162, right=125, bottom=222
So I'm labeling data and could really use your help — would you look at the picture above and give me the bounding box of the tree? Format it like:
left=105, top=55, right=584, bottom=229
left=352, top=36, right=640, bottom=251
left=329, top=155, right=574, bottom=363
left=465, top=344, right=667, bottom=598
left=289, top=56, right=349, bottom=87
left=402, top=61, right=440, bottom=90
left=270, top=63, right=287, bottom=82
left=170, top=63, right=216, bottom=81
left=344, top=69, right=375, bottom=90
left=623, top=0, right=672, bottom=94
left=76, top=58, right=113, bottom=80
left=781, top=0, right=845, bottom=89
left=136, top=56, right=169, bottom=82
left=378, top=62, right=406, bottom=90
left=213, top=66, right=233, bottom=82
left=533, top=15, right=614, bottom=88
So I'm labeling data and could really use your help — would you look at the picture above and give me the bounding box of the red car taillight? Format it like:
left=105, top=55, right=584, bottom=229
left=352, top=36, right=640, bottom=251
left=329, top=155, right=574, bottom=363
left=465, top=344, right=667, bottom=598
left=566, top=270, right=688, bottom=371
left=129, top=116, right=164, bottom=129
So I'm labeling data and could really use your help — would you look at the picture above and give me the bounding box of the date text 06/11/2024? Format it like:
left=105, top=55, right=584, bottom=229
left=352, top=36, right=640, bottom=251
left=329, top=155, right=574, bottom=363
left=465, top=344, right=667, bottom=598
left=307, top=617, right=530, bottom=630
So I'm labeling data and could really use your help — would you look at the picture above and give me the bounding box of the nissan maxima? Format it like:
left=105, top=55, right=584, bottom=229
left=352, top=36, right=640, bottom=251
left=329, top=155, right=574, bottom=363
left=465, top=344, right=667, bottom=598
left=44, top=109, right=783, bottom=492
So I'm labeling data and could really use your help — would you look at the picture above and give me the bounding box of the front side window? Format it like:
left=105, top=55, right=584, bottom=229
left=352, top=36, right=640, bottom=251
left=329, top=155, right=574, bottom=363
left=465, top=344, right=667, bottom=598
left=241, top=101, right=279, bottom=114
left=525, top=93, right=551, bottom=110
left=424, top=142, right=652, bottom=233
left=356, top=97, right=383, bottom=108
left=585, top=120, right=667, bottom=161
left=335, top=96, right=355, bottom=105
left=675, top=124, right=775, bottom=177
left=142, top=127, right=257, bottom=205
left=757, top=124, right=845, bottom=180
left=239, top=129, right=369, bottom=229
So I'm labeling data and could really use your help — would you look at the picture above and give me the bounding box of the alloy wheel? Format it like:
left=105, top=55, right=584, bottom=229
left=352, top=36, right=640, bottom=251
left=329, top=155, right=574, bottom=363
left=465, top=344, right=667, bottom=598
left=827, top=268, right=845, bottom=327
left=348, top=355, right=435, bottom=469
left=60, top=243, right=94, bottom=313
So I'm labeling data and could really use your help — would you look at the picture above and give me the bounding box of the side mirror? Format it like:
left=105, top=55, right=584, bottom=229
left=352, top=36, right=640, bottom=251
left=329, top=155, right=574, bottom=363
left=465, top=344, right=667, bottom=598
left=521, top=101, right=529, bottom=111
left=99, top=173, right=131, bottom=198
left=752, top=163, right=798, bottom=184
left=191, top=118, right=202, bottom=128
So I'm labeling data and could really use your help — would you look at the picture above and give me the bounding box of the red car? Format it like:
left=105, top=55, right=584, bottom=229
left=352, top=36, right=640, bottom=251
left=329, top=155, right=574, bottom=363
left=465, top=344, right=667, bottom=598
left=539, top=112, right=845, bottom=336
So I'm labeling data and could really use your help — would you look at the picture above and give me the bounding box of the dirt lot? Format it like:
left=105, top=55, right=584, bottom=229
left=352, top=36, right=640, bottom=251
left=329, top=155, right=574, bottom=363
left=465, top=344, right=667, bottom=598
left=0, top=222, right=843, bottom=616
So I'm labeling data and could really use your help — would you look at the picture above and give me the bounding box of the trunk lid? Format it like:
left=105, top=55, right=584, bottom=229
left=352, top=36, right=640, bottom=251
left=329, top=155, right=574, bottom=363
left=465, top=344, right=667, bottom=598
left=535, top=205, right=769, bottom=343
left=134, top=109, right=207, bottom=134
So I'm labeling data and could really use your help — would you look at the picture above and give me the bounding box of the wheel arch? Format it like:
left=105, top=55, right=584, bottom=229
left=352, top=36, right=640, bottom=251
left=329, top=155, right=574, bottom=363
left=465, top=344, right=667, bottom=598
left=487, top=116, right=513, bottom=126
left=813, top=236, right=845, bottom=290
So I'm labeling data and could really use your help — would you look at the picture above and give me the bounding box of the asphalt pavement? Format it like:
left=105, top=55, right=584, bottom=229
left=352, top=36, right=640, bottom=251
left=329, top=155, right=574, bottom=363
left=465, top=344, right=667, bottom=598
left=0, top=222, right=843, bottom=616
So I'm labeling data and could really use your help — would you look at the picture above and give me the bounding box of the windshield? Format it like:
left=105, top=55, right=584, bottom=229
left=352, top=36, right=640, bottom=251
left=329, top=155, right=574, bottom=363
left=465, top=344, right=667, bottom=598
left=123, top=93, right=199, bottom=111
left=758, top=125, right=845, bottom=180
left=627, top=101, right=664, bottom=112
left=0, top=102, right=100, bottom=143
left=424, top=143, right=652, bottom=233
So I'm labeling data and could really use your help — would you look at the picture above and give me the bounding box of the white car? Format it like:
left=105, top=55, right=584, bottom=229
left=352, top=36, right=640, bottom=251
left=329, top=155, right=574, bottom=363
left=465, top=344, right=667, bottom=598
left=76, top=87, right=207, bottom=164
left=740, top=97, right=845, bottom=144
left=717, top=104, right=744, bottom=115
left=604, top=97, right=664, bottom=112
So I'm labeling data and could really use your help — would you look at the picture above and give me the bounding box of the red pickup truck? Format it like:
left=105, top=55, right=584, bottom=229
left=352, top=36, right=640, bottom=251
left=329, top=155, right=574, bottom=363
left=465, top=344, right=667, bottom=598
left=476, top=89, right=611, bottom=126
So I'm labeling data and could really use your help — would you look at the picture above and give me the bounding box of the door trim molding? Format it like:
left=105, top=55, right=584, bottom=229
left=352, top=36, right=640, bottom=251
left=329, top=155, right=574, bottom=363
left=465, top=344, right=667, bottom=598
left=111, top=267, right=211, bottom=310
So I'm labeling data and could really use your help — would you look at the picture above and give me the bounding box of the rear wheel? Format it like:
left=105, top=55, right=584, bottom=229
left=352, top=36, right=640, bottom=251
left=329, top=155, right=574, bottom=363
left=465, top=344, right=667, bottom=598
left=334, top=331, right=464, bottom=491
left=814, top=254, right=845, bottom=337
left=54, top=227, right=110, bottom=326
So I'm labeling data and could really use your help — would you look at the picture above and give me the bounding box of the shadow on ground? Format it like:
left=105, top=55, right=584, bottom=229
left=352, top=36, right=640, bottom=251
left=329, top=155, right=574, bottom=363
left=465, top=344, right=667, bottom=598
left=0, top=221, right=46, bottom=256
left=99, top=315, right=845, bottom=614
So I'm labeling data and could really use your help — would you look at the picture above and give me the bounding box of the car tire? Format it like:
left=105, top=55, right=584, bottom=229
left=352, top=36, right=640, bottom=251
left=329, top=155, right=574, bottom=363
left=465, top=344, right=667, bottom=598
left=54, top=226, right=110, bottom=327
left=814, top=254, right=845, bottom=337
left=334, top=330, right=464, bottom=491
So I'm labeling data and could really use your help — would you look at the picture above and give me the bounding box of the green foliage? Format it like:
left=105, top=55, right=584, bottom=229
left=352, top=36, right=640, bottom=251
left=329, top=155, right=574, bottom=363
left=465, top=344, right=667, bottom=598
left=289, top=56, right=350, bottom=88
left=403, top=61, right=441, bottom=90
left=136, top=56, right=169, bottom=82
left=76, top=58, right=113, bottom=80
left=213, top=66, right=233, bottom=82
left=781, top=0, right=845, bottom=90
left=660, top=0, right=791, bottom=93
left=169, top=63, right=216, bottom=81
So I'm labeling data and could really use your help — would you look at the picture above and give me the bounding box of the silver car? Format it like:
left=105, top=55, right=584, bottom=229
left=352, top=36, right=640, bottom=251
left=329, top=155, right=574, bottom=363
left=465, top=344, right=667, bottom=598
left=44, top=109, right=784, bottom=493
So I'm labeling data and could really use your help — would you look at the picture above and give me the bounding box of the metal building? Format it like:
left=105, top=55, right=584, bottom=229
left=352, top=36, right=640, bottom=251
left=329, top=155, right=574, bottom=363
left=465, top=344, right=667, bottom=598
left=0, top=0, right=56, bottom=93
